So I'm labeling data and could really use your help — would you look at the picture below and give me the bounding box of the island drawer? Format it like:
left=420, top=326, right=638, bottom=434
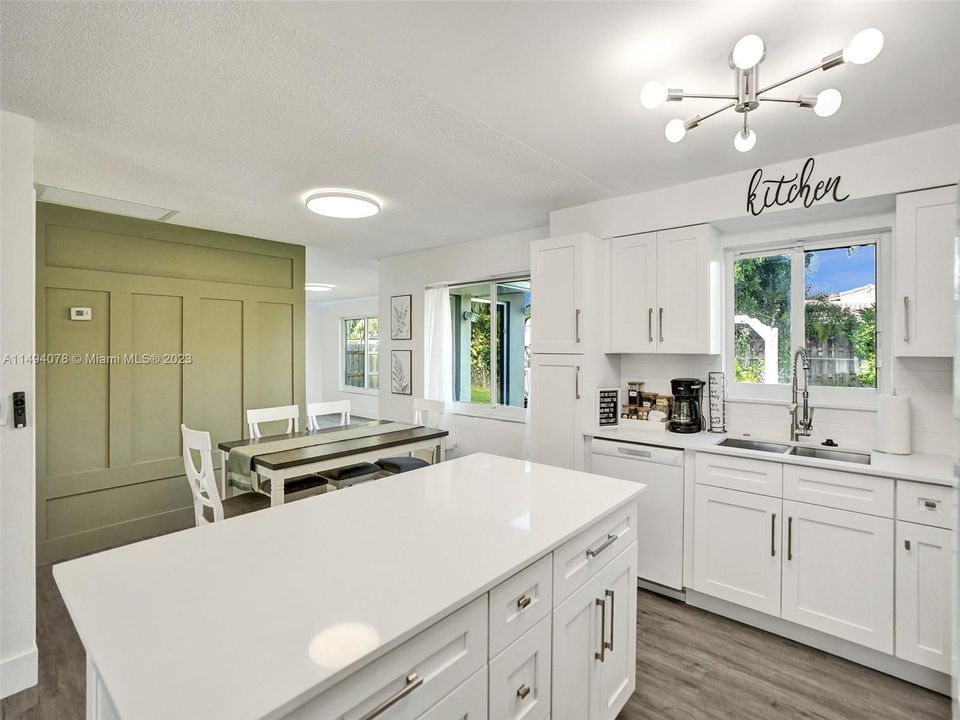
left=488, top=614, right=552, bottom=720
left=418, top=667, right=487, bottom=720
left=553, top=501, right=636, bottom=606
left=287, top=595, right=488, bottom=720
left=783, top=465, right=893, bottom=517
left=897, top=482, right=957, bottom=530
left=695, top=453, right=783, bottom=497
left=489, top=554, right=553, bottom=658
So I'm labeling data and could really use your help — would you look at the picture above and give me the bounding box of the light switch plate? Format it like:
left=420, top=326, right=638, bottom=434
left=70, top=307, right=92, bottom=320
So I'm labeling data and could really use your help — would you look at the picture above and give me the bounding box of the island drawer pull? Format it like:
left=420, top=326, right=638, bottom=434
left=923, top=499, right=939, bottom=509
left=586, top=533, right=619, bottom=559
left=359, top=672, right=424, bottom=720
left=517, top=684, right=531, bottom=700
left=595, top=597, right=606, bottom=661
left=603, top=589, right=615, bottom=653
left=516, top=595, right=532, bottom=610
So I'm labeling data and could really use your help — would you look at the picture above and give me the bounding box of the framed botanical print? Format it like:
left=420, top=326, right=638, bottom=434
left=390, top=294, right=412, bottom=340
left=390, top=350, right=412, bottom=395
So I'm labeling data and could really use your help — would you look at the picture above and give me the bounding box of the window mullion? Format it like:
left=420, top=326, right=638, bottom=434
left=790, top=247, right=805, bottom=357
left=490, top=282, right=498, bottom=408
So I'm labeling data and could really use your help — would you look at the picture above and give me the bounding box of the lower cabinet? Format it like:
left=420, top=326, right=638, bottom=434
left=693, top=485, right=782, bottom=616
left=781, top=500, right=894, bottom=653
left=418, top=668, right=487, bottom=719
left=552, top=542, right=637, bottom=720
left=489, top=615, right=552, bottom=720
left=896, top=521, right=955, bottom=672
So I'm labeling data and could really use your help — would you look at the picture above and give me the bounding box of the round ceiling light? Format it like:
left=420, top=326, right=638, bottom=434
left=306, top=190, right=381, bottom=219
left=814, top=88, right=843, bottom=117
left=305, top=283, right=335, bottom=292
left=843, top=28, right=884, bottom=65
left=732, top=34, right=765, bottom=70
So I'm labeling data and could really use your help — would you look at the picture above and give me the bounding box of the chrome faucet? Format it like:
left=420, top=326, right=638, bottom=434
left=788, top=347, right=814, bottom=441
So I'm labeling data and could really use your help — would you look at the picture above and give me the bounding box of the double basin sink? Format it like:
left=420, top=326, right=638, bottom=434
left=717, top=437, right=872, bottom=465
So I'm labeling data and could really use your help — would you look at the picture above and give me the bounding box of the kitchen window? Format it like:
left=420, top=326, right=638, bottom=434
left=449, top=278, right=530, bottom=415
left=342, top=316, right=379, bottom=392
left=728, top=234, right=882, bottom=403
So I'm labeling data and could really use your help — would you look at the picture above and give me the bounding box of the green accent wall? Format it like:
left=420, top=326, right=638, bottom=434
left=35, top=204, right=305, bottom=562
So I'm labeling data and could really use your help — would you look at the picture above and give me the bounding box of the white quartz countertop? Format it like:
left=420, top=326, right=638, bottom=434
left=54, top=453, right=644, bottom=720
left=586, top=427, right=957, bottom=487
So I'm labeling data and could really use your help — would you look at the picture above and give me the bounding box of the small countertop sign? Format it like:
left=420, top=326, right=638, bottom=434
left=53, top=454, right=643, bottom=720
left=598, top=388, right=619, bottom=427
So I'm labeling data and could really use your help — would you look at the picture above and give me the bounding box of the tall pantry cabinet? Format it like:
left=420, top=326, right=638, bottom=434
left=529, top=234, right=619, bottom=471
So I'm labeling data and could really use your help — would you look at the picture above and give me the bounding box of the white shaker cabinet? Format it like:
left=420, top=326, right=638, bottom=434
left=780, top=501, right=894, bottom=653
left=608, top=224, right=720, bottom=354
left=894, top=185, right=958, bottom=357
left=896, top=521, right=955, bottom=673
left=692, top=484, right=782, bottom=616
left=552, top=542, right=637, bottom=720
left=528, top=354, right=583, bottom=470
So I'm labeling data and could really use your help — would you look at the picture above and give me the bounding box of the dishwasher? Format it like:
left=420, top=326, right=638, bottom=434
left=590, top=438, right=684, bottom=591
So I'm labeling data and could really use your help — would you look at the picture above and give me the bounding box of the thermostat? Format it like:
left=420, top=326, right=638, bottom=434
left=70, top=307, right=92, bottom=321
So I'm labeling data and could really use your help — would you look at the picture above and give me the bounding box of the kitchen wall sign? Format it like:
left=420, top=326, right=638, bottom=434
left=747, top=157, right=849, bottom=217
left=597, top=388, right=620, bottom=427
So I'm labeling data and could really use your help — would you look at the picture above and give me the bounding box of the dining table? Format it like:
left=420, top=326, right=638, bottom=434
left=217, top=419, right=449, bottom=506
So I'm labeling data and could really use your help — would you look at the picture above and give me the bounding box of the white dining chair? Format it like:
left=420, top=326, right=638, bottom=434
left=181, top=424, right=269, bottom=525
left=306, top=400, right=351, bottom=431
left=413, top=398, right=446, bottom=426
left=376, top=398, right=448, bottom=473
left=246, top=404, right=300, bottom=439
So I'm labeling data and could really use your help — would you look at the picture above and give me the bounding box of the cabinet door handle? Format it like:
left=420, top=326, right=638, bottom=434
left=648, top=308, right=653, bottom=343
left=923, top=499, right=939, bottom=510
left=903, top=296, right=910, bottom=342
left=770, top=513, right=777, bottom=557
left=659, top=307, right=664, bottom=343
left=516, top=594, right=532, bottom=610
left=905, top=539, right=912, bottom=551
left=595, top=596, right=606, bottom=661
left=586, top=532, right=618, bottom=559
left=603, top=589, right=615, bottom=653
left=576, top=308, right=581, bottom=343
left=787, top=517, right=793, bottom=561
left=358, top=672, right=424, bottom=720
left=517, top=684, right=531, bottom=700
left=575, top=366, right=581, bottom=400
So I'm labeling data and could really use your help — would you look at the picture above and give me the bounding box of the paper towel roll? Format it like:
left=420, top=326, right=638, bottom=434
left=874, top=393, right=911, bottom=455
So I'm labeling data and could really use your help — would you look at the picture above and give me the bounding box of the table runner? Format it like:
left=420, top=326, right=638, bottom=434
left=227, top=422, right=415, bottom=491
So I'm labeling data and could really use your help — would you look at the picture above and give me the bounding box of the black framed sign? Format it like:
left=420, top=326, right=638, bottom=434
left=597, top=388, right=620, bottom=427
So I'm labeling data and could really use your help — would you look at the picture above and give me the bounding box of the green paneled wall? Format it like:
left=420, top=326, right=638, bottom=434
left=36, top=204, right=305, bottom=562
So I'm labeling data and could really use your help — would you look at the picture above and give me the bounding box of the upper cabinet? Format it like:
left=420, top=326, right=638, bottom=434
left=894, top=186, right=958, bottom=357
left=531, top=233, right=604, bottom=354
left=610, top=224, right=721, bottom=354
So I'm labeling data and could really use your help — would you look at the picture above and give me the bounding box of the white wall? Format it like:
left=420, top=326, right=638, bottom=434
left=306, top=297, right=380, bottom=419
left=0, top=110, right=37, bottom=697
left=378, top=226, right=547, bottom=457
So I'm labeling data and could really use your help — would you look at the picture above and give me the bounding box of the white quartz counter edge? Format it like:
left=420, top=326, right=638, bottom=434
left=586, top=427, right=956, bottom=488
left=54, top=453, right=645, bottom=720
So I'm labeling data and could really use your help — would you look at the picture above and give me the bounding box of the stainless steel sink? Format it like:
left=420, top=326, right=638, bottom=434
left=788, top=446, right=872, bottom=465
left=717, top=438, right=791, bottom=454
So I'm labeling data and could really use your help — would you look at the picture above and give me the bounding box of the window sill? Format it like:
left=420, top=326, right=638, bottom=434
left=726, top=395, right=878, bottom=413
left=339, top=386, right=379, bottom=396
left=452, top=402, right=528, bottom=424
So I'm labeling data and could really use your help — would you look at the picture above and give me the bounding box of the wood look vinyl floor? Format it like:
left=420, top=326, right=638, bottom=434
left=3, top=569, right=951, bottom=720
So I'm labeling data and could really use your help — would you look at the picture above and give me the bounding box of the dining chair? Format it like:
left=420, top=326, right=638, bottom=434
left=306, top=400, right=351, bottom=431
left=246, top=404, right=300, bottom=438
left=181, top=424, right=270, bottom=525
left=376, top=398, right=447, bottom=474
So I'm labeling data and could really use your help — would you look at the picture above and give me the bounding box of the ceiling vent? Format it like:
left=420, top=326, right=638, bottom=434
left=36, top=185, right=178, bottom=222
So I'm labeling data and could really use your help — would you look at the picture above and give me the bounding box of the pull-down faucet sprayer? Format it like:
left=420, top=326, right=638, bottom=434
left=788, top=347, right=814, bottom=441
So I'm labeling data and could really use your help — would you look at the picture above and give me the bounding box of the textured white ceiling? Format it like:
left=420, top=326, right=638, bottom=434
left=3, top=1, right=959, bottom=299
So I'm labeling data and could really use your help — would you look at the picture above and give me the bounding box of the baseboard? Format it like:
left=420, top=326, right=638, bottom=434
left=1, top=645, right=38, bottom=699
left=686, top=589, right=952, bottom=696
left=38, top=506, right=194, bottom=564
left=638, top=578, right=686, bottom=602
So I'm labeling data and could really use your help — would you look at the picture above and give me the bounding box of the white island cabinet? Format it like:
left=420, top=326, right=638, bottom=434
left=55, top=454, right=644, bottom=720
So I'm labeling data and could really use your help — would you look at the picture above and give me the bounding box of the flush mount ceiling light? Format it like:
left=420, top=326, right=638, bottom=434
left=305, top=189, right=381, bottom=219
left=640, top=28, right=883, bottom=152
left=305, top=283, right=335, bottom=292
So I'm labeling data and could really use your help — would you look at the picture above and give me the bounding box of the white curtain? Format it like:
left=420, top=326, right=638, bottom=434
left=423, top=286, right=457, bottom=449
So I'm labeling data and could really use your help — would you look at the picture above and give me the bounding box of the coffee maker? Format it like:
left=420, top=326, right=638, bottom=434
left=668, top=378, right=704, bottom=433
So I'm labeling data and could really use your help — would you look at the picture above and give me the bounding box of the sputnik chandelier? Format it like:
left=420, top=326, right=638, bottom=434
left=640, top=28, right=884, bottom=152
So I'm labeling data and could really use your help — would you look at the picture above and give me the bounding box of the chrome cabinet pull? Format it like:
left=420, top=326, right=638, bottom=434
left=517, top=595, right=532, bottom=610
left=648, top=308, right=653, bottom=343
left=903, top=296, right=910, bottom=342
left=771, top=513, right=777, bottom=557
left=905, top=539, right=912, bottom=551
left=358, top=672, right=424, bottom=720
left=517, top=684, right=531, bottom=700
left=658, top=307, right=664, bottom=343
left=576, top=308, right=581, bottom=343
left=586, top=532, right=618, bottom=559
left=787, top=517, right=793, bottom=561
left=595, top=597, right=606, bottom=661
left=603, top=589, right=615, bottom=653
left=575, top=366, right=581, bottom=400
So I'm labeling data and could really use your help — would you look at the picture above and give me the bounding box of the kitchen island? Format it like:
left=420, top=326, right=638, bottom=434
left=55, top=453, right=644, bottom=720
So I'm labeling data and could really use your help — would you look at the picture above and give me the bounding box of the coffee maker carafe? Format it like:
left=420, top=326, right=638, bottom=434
left=668, top=378, right=704, bottom=433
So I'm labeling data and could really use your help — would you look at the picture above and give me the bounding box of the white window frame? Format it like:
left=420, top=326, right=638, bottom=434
left=448, top=276, right=530, bottom=423
left=724, top=229, right=890, bottom=410
left=340, top=315, right=379, bottom=395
